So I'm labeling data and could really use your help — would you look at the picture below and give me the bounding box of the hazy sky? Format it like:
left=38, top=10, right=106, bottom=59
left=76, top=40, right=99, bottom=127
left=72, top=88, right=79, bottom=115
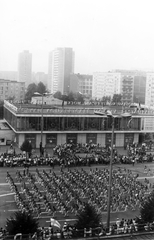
left=1, top=0, right=154, bottom=74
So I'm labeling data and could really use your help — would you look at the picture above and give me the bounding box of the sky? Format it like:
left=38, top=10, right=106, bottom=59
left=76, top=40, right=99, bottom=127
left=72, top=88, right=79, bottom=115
left=1, top=0, right=154, bottom=74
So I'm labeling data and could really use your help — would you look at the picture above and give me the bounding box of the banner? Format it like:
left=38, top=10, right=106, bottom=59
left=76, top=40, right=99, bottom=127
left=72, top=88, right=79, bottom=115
left=50, top=218, right=61, bottom=229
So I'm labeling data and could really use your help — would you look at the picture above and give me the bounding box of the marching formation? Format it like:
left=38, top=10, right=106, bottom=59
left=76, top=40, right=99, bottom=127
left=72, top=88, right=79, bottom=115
left=6, top=166, right=151, bottom=219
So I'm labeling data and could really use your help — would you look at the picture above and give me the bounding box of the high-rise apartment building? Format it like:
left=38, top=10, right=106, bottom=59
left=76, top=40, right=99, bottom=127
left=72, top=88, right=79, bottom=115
left=48, top=48, right=74, bottom=94
left=18, top=50, right=32, bottom=87
left=70, top=74, right=93, bottom=97
left=121, top=75, right=134, bottom=103
left=145, top=73, right=154, bottom=107
left=115, top=70, right=146, bottom=104
left=92, top=72, right=121, bottom=99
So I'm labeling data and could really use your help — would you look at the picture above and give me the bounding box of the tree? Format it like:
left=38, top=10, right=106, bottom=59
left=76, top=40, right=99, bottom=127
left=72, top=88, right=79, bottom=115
left=25, top=82, right=47, bottom=101
left=102, top=96, right=111, bottom=105
left=75, top=92, right=84, bottom=104
left=68, top=92, right=75, bottom=103
left=74, top=203, right=102, bottom=230
left=53, top=91, right=62, bottom=100
left=20, top=140, right=32, bottom=158
left=25, top=83, right=37, bottom=100
left=5, top=211, right=39, bottom=235
left=140, top=190, right=154, bottom=223
left=61, top=94, right=69, bottom=106
left=7, top=96, right=15, bottom=101
left=37, top=81, right=46, bottom=95
left=112, top=94, right=122, bottom=105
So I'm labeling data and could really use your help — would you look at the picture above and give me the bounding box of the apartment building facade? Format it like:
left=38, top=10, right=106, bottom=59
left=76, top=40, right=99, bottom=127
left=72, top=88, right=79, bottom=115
left=92, top=72, right=121, bottom=99
left=0, top=79, right=25, bottom=101
left=70, top=74, right=93, bottom=97
left=145, top=72, right=154, bottom=107
left=48, top=48, right=74, bottom=94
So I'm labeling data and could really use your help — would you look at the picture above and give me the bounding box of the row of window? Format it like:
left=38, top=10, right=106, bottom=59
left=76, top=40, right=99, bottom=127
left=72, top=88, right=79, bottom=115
left=23, top=132, right=134, bottom=148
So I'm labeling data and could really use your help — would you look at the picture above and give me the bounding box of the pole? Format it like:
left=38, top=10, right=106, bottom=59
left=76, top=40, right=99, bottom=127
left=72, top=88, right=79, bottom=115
left=106, top=116, right=114, bottom=231
left=40, top=94, right=43, bottom=157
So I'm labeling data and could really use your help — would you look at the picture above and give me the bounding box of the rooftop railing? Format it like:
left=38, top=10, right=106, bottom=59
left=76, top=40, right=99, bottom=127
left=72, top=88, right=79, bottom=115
left=4, top=100, right=154, bottom=116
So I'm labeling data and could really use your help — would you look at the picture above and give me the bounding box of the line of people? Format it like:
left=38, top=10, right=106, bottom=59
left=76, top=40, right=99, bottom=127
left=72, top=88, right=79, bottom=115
left=1, top=141, right=154, bottom=168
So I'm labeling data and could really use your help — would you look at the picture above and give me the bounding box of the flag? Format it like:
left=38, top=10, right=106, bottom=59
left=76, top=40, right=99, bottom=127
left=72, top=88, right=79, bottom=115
left=127, top=117, right=132, bottom=128
left=50, top=218, right=61, bottom=229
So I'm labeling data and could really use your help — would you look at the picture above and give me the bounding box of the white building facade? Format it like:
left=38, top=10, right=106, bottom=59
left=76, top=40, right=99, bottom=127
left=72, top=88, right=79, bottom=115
left=48, top=48, right=74, bottom=94
left=145, top=73, right=154, bottom=108
left=92, top=72, right=121, bottom=99
left=70, top=74, right=93, bottom=97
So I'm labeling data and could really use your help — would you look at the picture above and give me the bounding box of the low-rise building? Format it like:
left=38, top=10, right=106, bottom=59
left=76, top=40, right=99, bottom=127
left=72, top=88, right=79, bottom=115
left=70, top=74, right=93, bottom=97
left=0, top=79, right=25, bottom=101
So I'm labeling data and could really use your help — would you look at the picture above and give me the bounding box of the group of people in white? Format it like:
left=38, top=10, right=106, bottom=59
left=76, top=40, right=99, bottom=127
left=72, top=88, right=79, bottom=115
left=6, top=165, right=151, bottom=219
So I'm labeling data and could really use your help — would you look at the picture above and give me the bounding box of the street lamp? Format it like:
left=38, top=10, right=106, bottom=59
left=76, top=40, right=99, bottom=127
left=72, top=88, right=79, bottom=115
left=94, top=109, right=132, bottom=231
left=34, top=92, right=50, bottom=157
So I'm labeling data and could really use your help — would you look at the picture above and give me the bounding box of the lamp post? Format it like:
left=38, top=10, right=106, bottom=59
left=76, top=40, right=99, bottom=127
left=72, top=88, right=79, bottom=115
left=94, top=109, right=132, bottom=231
left=106, top=115, right=114, bottom=231
left=34, top=92, right=49, bottom=157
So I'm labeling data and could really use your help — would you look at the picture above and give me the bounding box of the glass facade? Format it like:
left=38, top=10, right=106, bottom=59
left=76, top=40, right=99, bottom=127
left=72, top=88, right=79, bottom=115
left=4, top=108, right=141, bottom=132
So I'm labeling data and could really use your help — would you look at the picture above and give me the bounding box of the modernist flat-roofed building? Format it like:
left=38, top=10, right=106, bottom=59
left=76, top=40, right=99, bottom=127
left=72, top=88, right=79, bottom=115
left=4, top=100, right=154, bottom=149
left=70, top=74, right=93, bottom=97
left=0, top=79, right=25, bottom=101
left=18, top=50, right=32, bottom=87
left=48, top=48, right=74, bottom=94
left=92, top=72, right=121, bottom=99
left=0, top=120, right=15, bottom=145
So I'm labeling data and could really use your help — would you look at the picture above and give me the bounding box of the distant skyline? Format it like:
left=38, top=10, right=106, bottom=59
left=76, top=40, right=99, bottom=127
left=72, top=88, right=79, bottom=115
left=1, top=0, right=154, bottom=74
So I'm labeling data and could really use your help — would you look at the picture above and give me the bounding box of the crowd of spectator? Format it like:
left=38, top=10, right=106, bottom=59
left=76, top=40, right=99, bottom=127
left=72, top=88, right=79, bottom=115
left=0, top=141, right=154, bottom=168
left=0, top=143, right=113, bottom=168
left=53, top=142, right=154, bottom=166
left=125, top=142, right=154, bottom=163
left=31, top=217, right=154, bottom=239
